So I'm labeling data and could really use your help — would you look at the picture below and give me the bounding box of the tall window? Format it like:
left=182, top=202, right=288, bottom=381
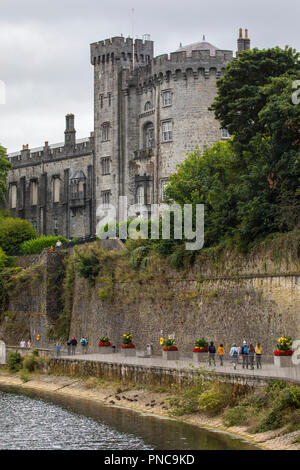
left=143, top=122, right=155, bottom=149
left=136, top=185, right=145, bottom=205
left=162, top=121, right=173, bottom=142
left=53, top=178, right=60, bottom=203
left=108, top=93, right=112, bottom=106
left=101, top=190, right=111, bottom=208
left=162, top=91, right=172, bottom=107
left=144, top=101, right=152, bottom=111
left=100, top=95, right=103, bottom=108
left=102, top=122, right=110, bottom=141
left=221, top=128, right=231, bottom=139
left=101, top=157, right=111, bottom=175
left=31, top=181, right=38, bottom=206
left=10, top=185, right=17, bottom=209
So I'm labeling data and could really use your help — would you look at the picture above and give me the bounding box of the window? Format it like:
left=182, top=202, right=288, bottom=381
left=162, top=91, right=172, bottom=107
left=143, top=122, right=155, bottom=149
left=31, top=181, right=38, bottom=206
left=144, top=101, right=152, bottom=111
left=161, top=179, right=169, bottom=202
left=221, top=128, right=231, bottom=139
left=53, top=178, right=60, bottom=203
left=101, top=157, right=111, bottom=175
left=102, top=122, right=110, bottom=141
left=100, top=95, right=103, bottom=108
left=136, top=185, right=145, bottom=205
left=108, top=93, right=111, bottom=106
left=101, top=190, right=111, bottom=208
left=162, top=121, right=173, bottom=142
left=10, top=185, right=17, bottom=209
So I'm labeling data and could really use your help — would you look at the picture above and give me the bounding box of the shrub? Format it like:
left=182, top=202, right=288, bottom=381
left=198, top=383, right=233, bottom=415
left=74, top=248, right=100, bottom=284
left=8, top=351, right=22, bottom=372
left=22, top=355, right=36, bottom=372
left=223, top=406, right=249, bottom=427
left=0, top=247, right=6, bottom=269
left=20, top=235, right=68, bottom=255
left=19, top=369, right=31, bottom=383
left=0, top=217, right=37, bottom=255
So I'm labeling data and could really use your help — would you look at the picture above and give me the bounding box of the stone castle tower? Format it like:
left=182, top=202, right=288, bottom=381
left=6, top=30, right=250, bottom=238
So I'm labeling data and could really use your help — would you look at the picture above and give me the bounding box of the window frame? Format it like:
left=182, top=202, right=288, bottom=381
left=162, top=90, right=172, bottom=107
left=162, top=120, right=173, bottom=142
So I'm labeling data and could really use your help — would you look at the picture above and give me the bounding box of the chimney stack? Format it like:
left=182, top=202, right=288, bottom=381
left=237, top=28, right=251, bottom=55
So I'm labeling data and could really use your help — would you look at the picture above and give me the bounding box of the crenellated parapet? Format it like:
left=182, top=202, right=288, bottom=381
left=90, top=36, right=154, bottom=66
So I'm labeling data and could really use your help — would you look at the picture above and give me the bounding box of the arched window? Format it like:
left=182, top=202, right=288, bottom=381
left=136, top=185, right=145, bottom=205
left=143, top=122, right=155, bottom=149
left=101, top=122, right=110, bottom=141
left=144, top=101, right=152, bottom=111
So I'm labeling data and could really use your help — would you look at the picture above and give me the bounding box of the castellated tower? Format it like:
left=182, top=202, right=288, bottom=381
left=91, top=35, right=234, bottom=223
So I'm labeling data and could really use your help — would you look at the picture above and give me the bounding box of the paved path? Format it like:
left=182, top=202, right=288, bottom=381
left=60, top=351, right=300, bottom=384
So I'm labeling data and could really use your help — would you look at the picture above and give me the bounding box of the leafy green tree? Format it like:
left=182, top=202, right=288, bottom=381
left=0, top=145, right=11, bottom=204
left=210, top=47, right=300, bottom=148
left=0, top=217, right=37, bottom=255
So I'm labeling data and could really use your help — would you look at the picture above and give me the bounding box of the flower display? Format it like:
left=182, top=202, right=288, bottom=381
left=121, top=332, right=135, bottom=349
left=98, top=336, right=111, bottom=347
left=274, top=336, right=294, bottom=356
left=193, top=338, right=208, bottom=352
left=162, top=337, right=178, bottom=351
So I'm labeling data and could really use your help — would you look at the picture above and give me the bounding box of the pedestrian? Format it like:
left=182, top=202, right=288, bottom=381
left=248, top=344, right=255, bottom=370
left=230, top=343, right=239, bottom=370
left=241, top=340, right=249, bottom=369
left=255, top=343, right=263, bottom=369
left=50, top=245, right=54, bottom=253
left=56, top=343, right=61, bottom=358
left=80, top=337, right=88, bottom=355
left=26, top=339, right=31, bottom=349
left=70, top=337, right=77, bottom=355
left=67, top=340, right=72, bottom=356
left=56, top=239, right=62, bottom=249
left=20, top=339, right=26, bottom=348
left=217, top=343, right=225, bottom=366
left=208, top=341, right=216, bottom=366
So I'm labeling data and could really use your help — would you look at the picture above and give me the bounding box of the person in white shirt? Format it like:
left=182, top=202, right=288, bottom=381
left=55, top=240, right=62, bottom=248
left=20, top=340, right=26, bottom=348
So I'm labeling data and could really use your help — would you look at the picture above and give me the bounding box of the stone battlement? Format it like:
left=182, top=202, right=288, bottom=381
left=90, top=36, right=154, bottom=66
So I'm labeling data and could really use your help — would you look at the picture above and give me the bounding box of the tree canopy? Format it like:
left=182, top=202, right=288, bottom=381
left=0, top=145, right=11, bottom=204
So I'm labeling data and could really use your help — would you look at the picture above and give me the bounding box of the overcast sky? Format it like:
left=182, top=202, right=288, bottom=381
left=0, top=0, right=299, bottom=153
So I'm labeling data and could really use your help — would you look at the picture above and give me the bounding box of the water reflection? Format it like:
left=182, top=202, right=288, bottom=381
left=0, top=386, right=258, bottom=450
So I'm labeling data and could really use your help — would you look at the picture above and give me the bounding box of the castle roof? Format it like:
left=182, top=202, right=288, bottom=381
left=177, top=40, right=219, bottom=57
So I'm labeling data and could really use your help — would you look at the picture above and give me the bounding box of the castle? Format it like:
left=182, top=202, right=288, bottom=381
left=6, top=30, right=250, bottom=239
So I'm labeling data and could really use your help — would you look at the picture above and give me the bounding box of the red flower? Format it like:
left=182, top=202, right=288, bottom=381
left=98, top=342, right=112, bottom=347
left=274, top=350, right=294, bottom=356
left=163, top=346, right=178, bottom=351
left=121, top=344, right=135, bottom=349
left=193, top=347, right=208, bottom=353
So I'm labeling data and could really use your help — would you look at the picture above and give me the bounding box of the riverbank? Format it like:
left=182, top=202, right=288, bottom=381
left=0, top=370, right=299, bottom=450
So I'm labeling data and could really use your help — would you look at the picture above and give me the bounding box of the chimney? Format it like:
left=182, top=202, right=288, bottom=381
left=237, top=28, right=251, bottom=55
left=244, top=29, right=251, bottom=50
left=65, top=113, right=76, bottom=153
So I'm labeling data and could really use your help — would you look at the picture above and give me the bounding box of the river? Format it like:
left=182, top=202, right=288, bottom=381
left=0, top=386, right=259, bottom=450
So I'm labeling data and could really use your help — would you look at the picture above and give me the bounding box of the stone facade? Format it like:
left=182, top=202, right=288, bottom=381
left=6, top=31, right=250, bottom=237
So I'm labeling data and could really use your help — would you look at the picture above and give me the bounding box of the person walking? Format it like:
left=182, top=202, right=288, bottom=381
left=248, top=344, right=255, bottom=370
left=56, top=343, right=61, bottom=358
left=67, top=340, right=72, bottom=356
left=80, top=337, right=88, bottom=355
left=20, top=339, right=26, bottom=348
left=26, top=339, right=31, bottom=349
left=70, top=337, right=77, bottom=356
left=255, top=343, right=263, bottom=369
left=217, top=344, right=225, bottom=366
left=230, top=343, right=239, bottom=370
left=241, top=340, right=249, bottom=369
left=208, top=341, right=216, bottom=366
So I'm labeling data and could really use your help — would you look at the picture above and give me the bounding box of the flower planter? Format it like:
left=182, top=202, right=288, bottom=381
left=163, top=349, right=179, bottom=361
left=121, top=345, right=136, bottom=357
left=193, top=352, right=208, bottom=362
left=274, top=351, right=294, bottom=367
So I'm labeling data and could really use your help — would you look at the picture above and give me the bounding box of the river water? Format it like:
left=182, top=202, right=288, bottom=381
left=0, top=386, right=258, bottom=450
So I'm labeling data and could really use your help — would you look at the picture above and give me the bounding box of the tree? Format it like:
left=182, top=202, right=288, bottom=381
left=210, top=47, right=300, bottom=149
left=0, top=217, right=37, bottom=255
left=0, top=145, right=11, bottom=204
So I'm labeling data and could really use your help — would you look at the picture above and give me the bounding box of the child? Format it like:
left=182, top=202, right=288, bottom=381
left=217, top=344, right=225, bottom=366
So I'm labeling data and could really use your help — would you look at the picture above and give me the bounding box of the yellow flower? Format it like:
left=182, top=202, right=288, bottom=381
left=160, top=337, right=164, bottom=345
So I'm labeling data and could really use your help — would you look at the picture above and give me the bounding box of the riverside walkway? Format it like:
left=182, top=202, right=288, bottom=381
left=60, top=351, right=300, bottom=384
